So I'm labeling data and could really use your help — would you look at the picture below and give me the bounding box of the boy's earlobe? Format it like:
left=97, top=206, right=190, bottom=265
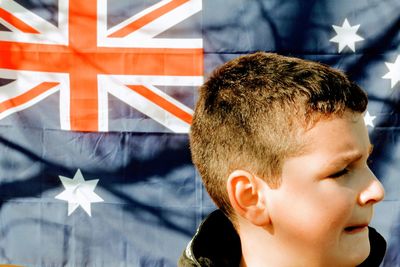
left=227, top=170, right=270, bottom=226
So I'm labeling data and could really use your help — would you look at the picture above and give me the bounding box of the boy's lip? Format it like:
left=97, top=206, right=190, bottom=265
left=344, top=223, right=369, bottom=234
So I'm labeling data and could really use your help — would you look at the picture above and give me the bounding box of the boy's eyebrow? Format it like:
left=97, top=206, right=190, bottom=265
left=329, top=143, right=374, bottom=167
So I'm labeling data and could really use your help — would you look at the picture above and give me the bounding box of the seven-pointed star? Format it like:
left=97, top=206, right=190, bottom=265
left=55, top=169, right=104, bottom=216
left=364, top=111, right=376, bottom=128
left=382, top=55, right=400, bottom=89
left=330, top=18, right=364, bottom=53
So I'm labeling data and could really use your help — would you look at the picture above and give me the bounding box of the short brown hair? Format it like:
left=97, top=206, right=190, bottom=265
left=190, top=52, right=367, bottom=218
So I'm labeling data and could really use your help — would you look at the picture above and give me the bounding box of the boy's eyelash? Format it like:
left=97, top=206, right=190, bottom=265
left=329, top=168, right=350, bottom=178
left=329, top=158, right=373, bottom=179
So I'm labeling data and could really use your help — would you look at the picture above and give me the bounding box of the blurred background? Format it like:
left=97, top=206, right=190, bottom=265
left=0, top=0, right=399, bottom=266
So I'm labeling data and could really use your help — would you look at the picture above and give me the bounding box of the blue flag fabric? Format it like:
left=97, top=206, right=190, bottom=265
left=0, top=0, right=399, bottom=266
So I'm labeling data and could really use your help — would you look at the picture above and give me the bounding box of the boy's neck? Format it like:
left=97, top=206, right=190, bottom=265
left=238, top=219, right=300, bottom=267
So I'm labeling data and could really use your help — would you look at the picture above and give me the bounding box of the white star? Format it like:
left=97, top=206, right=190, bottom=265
left=364, top=111, right=376, bottom=128
left=382, top=55, right=400, bottom=88
left=55, top=169, right=104, bottom=216
left=330, top=18, right=364, bottom=53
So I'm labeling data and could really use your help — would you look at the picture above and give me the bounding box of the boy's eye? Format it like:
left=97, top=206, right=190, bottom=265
left=328, top=168, right=349, bottom=178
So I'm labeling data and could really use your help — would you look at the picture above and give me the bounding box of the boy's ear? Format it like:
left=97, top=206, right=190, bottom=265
left=227, top=170, right=270, bottom=226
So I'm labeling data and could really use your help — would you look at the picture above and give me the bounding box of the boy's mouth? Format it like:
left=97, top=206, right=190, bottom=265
left=344, top=224, right=368, bottom=234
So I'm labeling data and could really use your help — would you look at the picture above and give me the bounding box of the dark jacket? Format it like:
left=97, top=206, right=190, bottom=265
left=178, top=210, right=386, bottom=267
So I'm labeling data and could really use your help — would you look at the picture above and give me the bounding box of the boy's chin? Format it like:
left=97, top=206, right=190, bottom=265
left=339, top=228, right=371, bottom=266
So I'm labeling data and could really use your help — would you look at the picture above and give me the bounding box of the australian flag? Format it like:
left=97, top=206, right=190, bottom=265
left=0, top=0, right=399, bottom=266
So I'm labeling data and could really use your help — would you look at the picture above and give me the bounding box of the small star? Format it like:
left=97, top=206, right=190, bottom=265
left=382, top=55, right=400, bottom=88
left=364, top=111, right=376, bottom=128
left=330, top=18, right=364, bottom=53
left=55, top=169, right=104, bottom=216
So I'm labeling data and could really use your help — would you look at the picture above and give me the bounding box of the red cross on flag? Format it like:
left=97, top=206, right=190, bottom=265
left=0, top=0, right=203, bottom=133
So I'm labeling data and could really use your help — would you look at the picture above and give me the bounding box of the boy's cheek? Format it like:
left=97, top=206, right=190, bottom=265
left=268, top=189, right=354, bottom=239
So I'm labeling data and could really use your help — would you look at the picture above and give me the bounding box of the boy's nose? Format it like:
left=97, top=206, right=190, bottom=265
left=358, top=169, right=385, bottom=205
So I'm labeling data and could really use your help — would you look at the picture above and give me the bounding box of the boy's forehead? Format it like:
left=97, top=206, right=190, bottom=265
left=297, top=111, right=369, bottom=155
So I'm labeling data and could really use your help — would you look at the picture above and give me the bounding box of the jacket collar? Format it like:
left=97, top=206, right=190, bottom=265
left=185, top=210, right=241, bottom=266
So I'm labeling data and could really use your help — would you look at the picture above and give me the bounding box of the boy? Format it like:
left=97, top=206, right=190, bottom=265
left=179, top=52, right=386, bottom=267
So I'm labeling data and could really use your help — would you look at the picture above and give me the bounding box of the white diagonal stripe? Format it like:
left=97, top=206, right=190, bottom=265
left=0, top=0, right=68, bottom=44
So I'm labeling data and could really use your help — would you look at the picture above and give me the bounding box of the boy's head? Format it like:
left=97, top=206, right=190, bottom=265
left=190, top=52, right=367, bottom=217
left=189, top=52, right=385, bottom=266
